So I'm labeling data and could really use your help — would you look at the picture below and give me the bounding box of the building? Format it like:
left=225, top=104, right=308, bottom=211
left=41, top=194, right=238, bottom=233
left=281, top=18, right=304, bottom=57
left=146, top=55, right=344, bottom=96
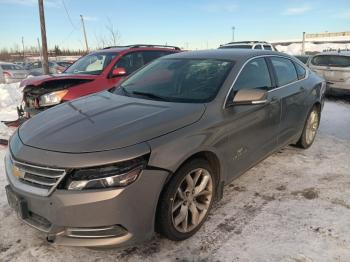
left=272, top=31, right=350, bottom=55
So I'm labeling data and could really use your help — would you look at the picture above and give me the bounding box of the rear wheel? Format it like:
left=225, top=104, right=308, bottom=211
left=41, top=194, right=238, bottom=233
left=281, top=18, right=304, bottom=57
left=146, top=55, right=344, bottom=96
left=157, top=158, right=216, bottom=241
left=296, top=106, right=320, bottom=149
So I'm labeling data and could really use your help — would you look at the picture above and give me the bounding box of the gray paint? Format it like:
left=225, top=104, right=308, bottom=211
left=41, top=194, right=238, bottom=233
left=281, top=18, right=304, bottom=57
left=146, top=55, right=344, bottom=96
left=7, top=49, right=325, bottom=247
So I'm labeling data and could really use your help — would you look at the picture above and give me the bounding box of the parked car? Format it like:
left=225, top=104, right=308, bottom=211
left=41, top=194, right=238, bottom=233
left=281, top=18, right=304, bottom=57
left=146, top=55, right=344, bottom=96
left=24, top=61, right=67, bottom=76
left=18, top=45, right=181, bottom=118
left=0, top=62, right=28, bottom=83
left=294, top=55, right=310, bottom=64
left=219, top=41, right=276, bottom=51
left=13, top=61, right=26, bottom=67
left=308, top=52, right=350, bottom=96
left=5, top=49, right=325, bottom=248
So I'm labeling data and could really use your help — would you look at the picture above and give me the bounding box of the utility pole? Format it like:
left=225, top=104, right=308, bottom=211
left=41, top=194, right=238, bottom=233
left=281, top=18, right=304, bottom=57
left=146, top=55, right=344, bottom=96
left=232, top=26, right=235, bottom=42
left=38, top=0, right=49, bottom=74
left=21, top=37, right=25, bottom=61
left=37, top=38, right=43, bottom=65
left=301, top=32, right=306, bottom=55
left=80, top=15, right=89, bottom=52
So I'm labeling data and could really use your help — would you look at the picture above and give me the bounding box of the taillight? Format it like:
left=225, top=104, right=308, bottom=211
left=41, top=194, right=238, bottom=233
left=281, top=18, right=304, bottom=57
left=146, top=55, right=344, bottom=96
left=3, top=71, right=12, bottom=77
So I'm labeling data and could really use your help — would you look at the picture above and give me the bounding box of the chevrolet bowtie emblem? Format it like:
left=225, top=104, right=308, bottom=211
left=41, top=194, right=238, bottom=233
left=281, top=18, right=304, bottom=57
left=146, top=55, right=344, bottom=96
left=12, top=165, right=24, bottom=179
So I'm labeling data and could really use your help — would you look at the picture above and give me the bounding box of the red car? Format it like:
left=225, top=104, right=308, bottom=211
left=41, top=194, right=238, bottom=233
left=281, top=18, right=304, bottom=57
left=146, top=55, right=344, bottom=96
left=18, top=45, right=181, bottom=118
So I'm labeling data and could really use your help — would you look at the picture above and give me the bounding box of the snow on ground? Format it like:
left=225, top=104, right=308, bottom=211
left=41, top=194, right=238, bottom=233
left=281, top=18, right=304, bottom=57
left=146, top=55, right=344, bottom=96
left=0, top=100, right=349, bottom=262
left=0, top=82, right=22, bottom=122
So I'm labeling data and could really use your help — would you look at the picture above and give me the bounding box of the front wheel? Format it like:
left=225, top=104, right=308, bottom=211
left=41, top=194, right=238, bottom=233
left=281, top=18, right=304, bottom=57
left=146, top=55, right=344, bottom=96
left=156, top=158, right=216, bottom=241
left=296, top=106, right=320, bottom=149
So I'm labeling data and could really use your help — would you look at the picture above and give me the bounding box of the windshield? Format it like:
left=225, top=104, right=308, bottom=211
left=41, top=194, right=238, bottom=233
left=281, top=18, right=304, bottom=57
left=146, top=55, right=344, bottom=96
left=311, top=55, right=350, bottom=67
left=65, top=52, right=118, bottom=75
left=114, top=58, right=234, bottom=103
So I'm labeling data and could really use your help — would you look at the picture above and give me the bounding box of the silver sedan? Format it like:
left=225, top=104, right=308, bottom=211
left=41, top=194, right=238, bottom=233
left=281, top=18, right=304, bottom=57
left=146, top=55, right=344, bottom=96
left=0, top=63, right=28, bottom=83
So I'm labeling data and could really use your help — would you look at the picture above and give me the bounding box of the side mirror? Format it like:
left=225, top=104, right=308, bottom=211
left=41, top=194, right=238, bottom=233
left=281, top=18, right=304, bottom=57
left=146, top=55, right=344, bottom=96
left=111, top=67, right=127, bottom=77
left=232, top=89, right=268, bottom=105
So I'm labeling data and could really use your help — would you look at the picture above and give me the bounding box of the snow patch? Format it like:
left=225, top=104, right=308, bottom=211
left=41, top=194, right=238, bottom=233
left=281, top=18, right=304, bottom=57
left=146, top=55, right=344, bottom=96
left=0, top=83, right=22, bottom=121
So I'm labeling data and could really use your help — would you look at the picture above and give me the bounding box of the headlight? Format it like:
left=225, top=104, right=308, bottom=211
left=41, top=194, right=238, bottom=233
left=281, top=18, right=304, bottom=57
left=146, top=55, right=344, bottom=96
left=39, top=90, right=68, bottom=107
left=66, top=155, right=149, bottom=190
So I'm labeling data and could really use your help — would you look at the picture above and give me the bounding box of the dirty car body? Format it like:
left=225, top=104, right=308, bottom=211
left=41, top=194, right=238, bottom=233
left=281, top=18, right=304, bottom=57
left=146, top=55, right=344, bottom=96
left=5, top=50, right=325, bottom=247
left=18, top=45, right=181, bottom=118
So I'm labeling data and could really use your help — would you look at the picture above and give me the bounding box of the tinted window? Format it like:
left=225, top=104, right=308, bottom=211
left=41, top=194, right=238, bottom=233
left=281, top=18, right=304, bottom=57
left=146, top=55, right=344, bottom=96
left=115, top=59, right=233, bottom=103
left=254, top=45, right=262, bottom=50
left=219, top=45, right=253, bottom=49
left=294, top=62, right=306, bottom=80
left=263, top=45, right=272, bottom=50
left=271, top=57, right=298, bottom=86
left=295, top=55, right=309, bottom=64
left=142, top=51, right=173, bottom=64
left=311, top=55, right=350, bottom=67
left=114, top=52, right=145, bottom=74
left=234, top=58, right=272, bottom=90
left=0, top=64, right=23, bottom=70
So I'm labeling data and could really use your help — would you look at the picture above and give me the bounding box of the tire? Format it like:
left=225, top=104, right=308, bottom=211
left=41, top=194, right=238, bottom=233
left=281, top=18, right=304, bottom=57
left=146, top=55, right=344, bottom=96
left=156, top=158, right=216, bottom=241
left=296, top=106, right=320, bottom=149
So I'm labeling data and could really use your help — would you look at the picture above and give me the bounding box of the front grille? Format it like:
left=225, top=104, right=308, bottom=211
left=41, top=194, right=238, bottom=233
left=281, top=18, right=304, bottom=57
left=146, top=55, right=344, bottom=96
left=12, top=159, right=66, bottom=196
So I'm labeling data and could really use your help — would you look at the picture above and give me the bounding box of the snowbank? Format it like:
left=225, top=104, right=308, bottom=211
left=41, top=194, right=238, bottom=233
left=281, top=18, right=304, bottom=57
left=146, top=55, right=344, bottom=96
left=0, top=83, right=22, bottom=121
left=0, top=122, right=14, bottom=140
left=276, top=42, right=350, bottom=55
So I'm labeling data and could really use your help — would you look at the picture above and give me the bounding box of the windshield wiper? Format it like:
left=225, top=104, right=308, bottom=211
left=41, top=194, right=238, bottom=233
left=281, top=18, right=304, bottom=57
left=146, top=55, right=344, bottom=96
left=131, top=91, right=168, bottom=101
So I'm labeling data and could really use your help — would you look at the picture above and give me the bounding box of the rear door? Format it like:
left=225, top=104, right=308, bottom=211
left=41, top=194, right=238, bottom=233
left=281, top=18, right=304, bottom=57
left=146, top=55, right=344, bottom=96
left=268, top=56, right=308, bottom=145
left=223, top=57, right=281, bottom=180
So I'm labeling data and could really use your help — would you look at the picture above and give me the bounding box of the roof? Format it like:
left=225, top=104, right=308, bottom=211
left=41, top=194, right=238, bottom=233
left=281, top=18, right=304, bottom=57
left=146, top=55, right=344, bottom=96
left=93, top=44, right=181, bottom=53
left=160, top=49, right=284, bottom=61
left=222, top=41, right=271, bottom=45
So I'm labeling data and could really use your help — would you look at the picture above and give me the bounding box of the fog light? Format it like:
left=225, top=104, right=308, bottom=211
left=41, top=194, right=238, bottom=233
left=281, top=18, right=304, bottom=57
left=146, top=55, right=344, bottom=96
left=66, top=225, right=128, bottom=239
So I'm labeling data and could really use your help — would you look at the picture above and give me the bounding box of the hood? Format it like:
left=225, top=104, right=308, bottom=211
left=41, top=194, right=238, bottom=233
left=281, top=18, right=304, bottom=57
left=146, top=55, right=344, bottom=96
left=20, top=73, right=97, bottom=87
left=18, top=92, right=205, bottom=153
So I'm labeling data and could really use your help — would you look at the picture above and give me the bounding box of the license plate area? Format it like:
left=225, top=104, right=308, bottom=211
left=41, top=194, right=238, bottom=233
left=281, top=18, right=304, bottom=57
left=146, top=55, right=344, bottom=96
left=5, top=185, right=29, bottom=219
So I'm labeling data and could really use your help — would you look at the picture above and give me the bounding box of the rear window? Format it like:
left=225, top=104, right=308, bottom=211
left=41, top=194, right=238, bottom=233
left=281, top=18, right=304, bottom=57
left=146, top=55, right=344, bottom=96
left=270, top=57, right=298, bottom=86
left=294, top=62, right=306, bottom=80
left=311, top=55, right=350, bottom=67
left=1, top=64, right=23, bottom=70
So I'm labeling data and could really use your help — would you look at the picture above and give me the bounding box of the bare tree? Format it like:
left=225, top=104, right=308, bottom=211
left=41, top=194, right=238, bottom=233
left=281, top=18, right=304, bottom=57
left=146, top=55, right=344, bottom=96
left=105, top=17, right=120, bottom=46
left=94, top=18, right=121, bottom=49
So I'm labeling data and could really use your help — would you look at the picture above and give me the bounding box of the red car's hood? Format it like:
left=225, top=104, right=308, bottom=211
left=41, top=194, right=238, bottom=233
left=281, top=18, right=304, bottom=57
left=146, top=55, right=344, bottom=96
left=20, top=74, right=98, bottom=87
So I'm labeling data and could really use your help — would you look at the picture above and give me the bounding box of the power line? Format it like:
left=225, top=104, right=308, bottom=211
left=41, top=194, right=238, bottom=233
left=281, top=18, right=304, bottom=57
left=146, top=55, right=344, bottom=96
left=61, top=0, right=77, bottom=30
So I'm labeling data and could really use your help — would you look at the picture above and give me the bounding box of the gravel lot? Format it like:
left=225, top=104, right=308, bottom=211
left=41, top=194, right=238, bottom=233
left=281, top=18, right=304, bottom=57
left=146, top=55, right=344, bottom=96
left=0, top=100, right=349, bottom=262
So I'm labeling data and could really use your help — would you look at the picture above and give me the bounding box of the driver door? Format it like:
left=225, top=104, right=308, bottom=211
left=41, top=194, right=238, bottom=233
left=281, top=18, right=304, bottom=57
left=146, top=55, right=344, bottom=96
left=221, top=57, right=281, bottom=180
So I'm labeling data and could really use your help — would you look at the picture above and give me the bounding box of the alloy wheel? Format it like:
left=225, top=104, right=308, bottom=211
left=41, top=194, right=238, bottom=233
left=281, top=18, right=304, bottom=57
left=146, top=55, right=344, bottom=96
left=171, top=168, right=213, bottom=233
left=305, top=109, right=319, bottom=145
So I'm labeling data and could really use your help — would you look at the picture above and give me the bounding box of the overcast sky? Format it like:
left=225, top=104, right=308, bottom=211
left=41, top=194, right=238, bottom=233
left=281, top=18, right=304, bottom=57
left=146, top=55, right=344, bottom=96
left=0, top=0, right=349, bottom=50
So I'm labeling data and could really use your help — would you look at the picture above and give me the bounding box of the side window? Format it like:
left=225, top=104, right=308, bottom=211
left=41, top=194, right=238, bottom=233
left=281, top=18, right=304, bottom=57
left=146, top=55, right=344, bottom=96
left=294, top=62, right=306, bottom=80
left=263, top=45, right=272, bottom=50
left=142, top=51, right=171, bottom=64
left=234, top=58, right=272, bottom=91
left=270, top=57, right=298, bottom=86
left=114, top=52, right=145, bottom=74
left=254, top=45, right=262, bottom=50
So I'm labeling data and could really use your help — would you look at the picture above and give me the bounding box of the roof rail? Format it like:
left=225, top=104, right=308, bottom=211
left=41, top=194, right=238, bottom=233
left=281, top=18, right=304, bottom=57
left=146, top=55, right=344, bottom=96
left=102, top=44, right=181, bottom=50
left=221, top=41, right=269, bottom=45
